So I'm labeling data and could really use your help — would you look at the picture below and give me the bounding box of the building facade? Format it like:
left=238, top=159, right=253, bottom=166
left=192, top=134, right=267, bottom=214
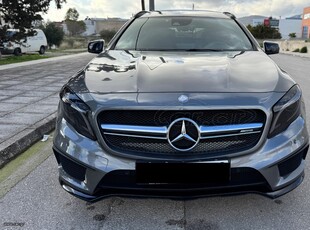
left=302, top=6, right=310, bottom=38
left=279, top=19, right=302, bottom=39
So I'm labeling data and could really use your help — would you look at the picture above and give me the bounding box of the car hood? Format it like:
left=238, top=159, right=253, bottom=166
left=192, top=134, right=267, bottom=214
left=75, top=50, right=294, bottom=94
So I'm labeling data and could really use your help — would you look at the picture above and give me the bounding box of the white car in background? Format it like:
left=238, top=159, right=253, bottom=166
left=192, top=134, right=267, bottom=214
left=1, top=29, right=48, bottom=55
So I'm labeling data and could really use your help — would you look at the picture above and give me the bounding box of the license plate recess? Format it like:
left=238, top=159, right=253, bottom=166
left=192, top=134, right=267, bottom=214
left=136, top=161, right=230, bottom=184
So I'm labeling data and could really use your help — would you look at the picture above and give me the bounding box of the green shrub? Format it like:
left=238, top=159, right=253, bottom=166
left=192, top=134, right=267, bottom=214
left=293, top=48, right=300, bottom=52
left=286, top=48, right=289, bottom=51
left=300, top=46, right=308, bottom=53
left=100, top=29, right=117, bottom=43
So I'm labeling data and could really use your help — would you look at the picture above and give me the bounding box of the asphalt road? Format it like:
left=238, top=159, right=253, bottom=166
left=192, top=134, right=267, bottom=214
left=1, top=53, right=310, bottom=230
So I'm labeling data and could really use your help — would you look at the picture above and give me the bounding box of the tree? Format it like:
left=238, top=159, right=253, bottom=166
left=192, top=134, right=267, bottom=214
left=288, top=33, right=296, bottom=39
left=65, top=8, right=79, bottom=21
left=247, top=24, right=282, bottom=39
left=66, top=20, right=86, bottom=36
left=0, top=1, right=66, bottom=41
left=64, top=8, right=86, bottom=36
left=100, top=29, right=117, bottom=43
left=42, top=22, right=65, bottom=49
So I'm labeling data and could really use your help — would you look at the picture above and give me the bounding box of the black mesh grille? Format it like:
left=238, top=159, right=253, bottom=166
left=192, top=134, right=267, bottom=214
left=103, top=133, right=261, bottom=158
left=98, top=109, right=266, bottom=158
left=98, top=109, right=265, bottom=126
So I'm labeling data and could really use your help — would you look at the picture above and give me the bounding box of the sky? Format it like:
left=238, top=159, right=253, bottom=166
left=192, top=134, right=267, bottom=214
left=43, top=0, right=308, bottom=22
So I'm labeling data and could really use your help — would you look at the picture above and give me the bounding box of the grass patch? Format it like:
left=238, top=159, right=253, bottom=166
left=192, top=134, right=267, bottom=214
left=0, top=137, right=53, bottom=198
left=0, top=140, right=50, bottom=184
left=0, top=54, right=50, bottom=65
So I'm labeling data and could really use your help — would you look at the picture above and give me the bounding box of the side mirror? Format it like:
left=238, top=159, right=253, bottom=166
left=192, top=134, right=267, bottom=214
left=264, top=41, right=279, bottom=55
left=88, top=39, right=105, bottom=54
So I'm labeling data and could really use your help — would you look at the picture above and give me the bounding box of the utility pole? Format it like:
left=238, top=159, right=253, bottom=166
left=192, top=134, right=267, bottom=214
left=141, top=0, right=145, bottom=10
left=149, top=0, right=155, bottom=11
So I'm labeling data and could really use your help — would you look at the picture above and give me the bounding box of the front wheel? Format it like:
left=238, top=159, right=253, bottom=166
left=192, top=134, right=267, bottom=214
left=13, top=48, right=22, bottom=56
left=39, top=46, right=45, bottom=55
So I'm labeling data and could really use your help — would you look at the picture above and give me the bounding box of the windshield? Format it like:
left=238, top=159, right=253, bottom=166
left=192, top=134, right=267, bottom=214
left=115, top=16, right=253, bottom=51
left=1, top=30, right=17, bottom=42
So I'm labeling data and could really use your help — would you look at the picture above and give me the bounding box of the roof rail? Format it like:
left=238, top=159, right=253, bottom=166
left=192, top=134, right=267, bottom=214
left=153, top=10, right=162, bottom=14
left=134, top=11, right=150, bottom=18
left=133, top=10, right=162, bottom=18
left=223, top=12, right=236, bottom=19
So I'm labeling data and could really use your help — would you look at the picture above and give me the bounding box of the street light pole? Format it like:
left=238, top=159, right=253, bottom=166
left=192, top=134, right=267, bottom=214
left=149, top=0, right=155, bottom=11
left=141, top=0, right=145, bottom=10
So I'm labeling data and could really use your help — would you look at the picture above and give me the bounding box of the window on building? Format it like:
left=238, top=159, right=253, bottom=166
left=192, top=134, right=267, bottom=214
left=302, top=26, right=309, bottom=38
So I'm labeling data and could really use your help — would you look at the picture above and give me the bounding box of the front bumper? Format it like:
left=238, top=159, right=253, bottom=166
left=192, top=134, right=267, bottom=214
left=53, top=116, right=309, bottom=202
left=0, top=47, right=14, bottom=54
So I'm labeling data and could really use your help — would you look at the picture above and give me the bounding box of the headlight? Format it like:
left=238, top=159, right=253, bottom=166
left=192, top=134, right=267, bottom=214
left=59, top=86, right=96, bottom=140
left=268, top=85, right=302, bottom=138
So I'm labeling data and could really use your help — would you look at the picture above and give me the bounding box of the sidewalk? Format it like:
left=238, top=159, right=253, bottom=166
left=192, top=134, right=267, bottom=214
left=280, top=50, right=310, bottom=58
left=0, top=53, right=95, bottom=168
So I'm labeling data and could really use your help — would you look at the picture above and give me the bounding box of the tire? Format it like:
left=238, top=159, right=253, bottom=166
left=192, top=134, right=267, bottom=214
left=13, top=48, right=21, bottom=56
left=39, top=46, right=45, bottom=55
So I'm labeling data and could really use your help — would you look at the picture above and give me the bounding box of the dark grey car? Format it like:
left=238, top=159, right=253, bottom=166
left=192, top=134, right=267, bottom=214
left=53, top=10, right=308, bottom=202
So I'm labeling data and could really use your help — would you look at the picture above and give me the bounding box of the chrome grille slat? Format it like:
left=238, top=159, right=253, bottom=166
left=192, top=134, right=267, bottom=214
left=101, top=123, right=263, bottom=139
left=101, top=124, right=167, bottom=134
left=103, top=132, right=167, bottom=140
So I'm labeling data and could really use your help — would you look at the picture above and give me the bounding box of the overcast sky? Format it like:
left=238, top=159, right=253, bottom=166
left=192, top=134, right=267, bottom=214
left=43, top=0, right=308, bottom=21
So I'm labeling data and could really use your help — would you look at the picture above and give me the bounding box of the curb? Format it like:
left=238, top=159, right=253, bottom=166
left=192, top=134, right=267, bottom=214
left=279, top=52, right=310, bottom=58
left=0, top=113, right=56, bottom=169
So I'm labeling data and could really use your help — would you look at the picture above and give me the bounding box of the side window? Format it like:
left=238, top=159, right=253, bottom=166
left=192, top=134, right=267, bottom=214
left=115, top=18, right=147, bottom=50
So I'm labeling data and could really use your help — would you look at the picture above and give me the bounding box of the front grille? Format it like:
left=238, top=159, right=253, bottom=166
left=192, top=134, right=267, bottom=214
left=98, top=109, right=265, bottom=126
left=103, top=133, right=261, bottom=157
left=98, top=109, right=266, bottom=158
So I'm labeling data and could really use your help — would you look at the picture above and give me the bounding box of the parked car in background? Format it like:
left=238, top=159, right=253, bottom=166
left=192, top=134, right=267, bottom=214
left=0, top=29, right=47, bottom=55
left=53, top=10, right=308, bottom=202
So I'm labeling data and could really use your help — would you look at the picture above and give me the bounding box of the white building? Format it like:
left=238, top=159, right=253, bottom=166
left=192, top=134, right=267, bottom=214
left=279, top=19, right=302, bottom=39
left=252, top=19, right=264, bottom=26
left=82, top=18, right=96, bottom=36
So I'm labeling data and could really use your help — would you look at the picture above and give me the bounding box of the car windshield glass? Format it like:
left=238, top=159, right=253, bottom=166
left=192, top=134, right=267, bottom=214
left=115, top=16, right=253, bottom=51
left=2, top=31, right=16, bottom=42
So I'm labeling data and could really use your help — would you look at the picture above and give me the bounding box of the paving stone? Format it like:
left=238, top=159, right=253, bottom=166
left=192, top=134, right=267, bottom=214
left=0, top=80, right=23, bottom=85
left=22, top=91, right=56, bottom=98
left=0, top=124, right=28, bottom=139
left=0, top=90, right=23, bottom=96
left=2, top=96, right=40, bottom=104
left=0, top=96, right=9, bottom=101
left=35, top=86, right=62, bottom=92
left=0, top=113, right=49, bottom=125
left=0, top=103, right=26, bottom=112
left=16, top=104, right=58, bottom=114
left=5, top=85, right=38, bottom=91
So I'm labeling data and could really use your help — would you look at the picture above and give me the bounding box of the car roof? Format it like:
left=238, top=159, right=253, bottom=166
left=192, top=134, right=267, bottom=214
left=136, top=10, right=234, bottom=19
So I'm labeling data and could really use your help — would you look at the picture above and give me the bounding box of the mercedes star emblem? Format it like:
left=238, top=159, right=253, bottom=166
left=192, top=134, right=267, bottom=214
left=167, top=118, right=200, bottom=151
left=178, top=95, right=189, bottom=103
